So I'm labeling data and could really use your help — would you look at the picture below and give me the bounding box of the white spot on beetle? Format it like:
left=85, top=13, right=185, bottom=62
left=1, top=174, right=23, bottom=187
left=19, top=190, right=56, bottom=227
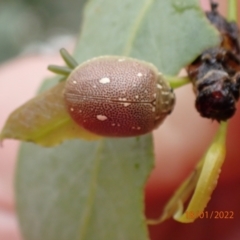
left=132, top=126, right=135, bottom=129
left=153, top=93, right=157, bottom=98
left=96, top=115, right=108, bottom=121
left=93, top=85, right=97, bottom=88
left=152, top=107, right=156, bottom=112
left=133, top=83, right=137, bottom=87
left=73, top=81, right=77, bottom=84
left=111, top=123, right=116, bottom=126
left=137, top=72, right=143, bottom=77
left=162, top=91, right=170, bottom=95
left=135, top=95, right=139, bottom=99
left=117, top=124, right=120, bottom=127
left=157, top=84, right=162, bottom=89
left=137, top=127, right=141, bottom=130
left=99, top=77, right=110, bottom=84
left=123, top=103, right=131, bottom=107
left=119, top=97, right=127, bottom=101
left=79, top=110, right=82, bottom=113
left=70, top=108, right=74, bottom=111
left=118, top=58, right=125, bottom=62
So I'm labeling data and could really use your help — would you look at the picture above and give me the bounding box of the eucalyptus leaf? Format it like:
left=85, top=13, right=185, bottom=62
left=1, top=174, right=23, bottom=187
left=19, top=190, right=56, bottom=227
left=16, top=0, right=219, bottom=240
left=174, top=122, right=227, bottom=223
left=147, top=123, right=227, bottom=224
left=0, top=82, right=101, bottom=146
left=74, top=0, right=219, bottom=74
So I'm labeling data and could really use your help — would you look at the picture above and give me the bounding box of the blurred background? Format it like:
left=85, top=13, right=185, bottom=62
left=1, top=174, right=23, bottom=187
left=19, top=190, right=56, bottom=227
left=0, top=0, right=229, bottom=64
left=0, top=0, right=86, bottom=63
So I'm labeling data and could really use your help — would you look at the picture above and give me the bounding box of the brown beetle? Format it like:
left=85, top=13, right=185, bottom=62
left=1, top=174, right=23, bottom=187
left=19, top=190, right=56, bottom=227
left=48, top=49, right=175, bottom=137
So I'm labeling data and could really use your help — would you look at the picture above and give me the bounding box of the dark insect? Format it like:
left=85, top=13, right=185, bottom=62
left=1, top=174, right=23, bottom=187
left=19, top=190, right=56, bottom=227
left=187, top=0, right=240, bottom=121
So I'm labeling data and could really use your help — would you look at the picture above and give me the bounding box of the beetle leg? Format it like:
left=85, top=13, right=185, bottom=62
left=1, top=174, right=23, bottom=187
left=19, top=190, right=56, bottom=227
left=47, top=65, right=72, bottom=76
left=60, top=48, right=78, bottom=69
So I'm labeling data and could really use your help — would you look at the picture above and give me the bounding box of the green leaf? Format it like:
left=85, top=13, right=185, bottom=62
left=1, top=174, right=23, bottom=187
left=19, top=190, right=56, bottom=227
left=173, top=123, right=227, bottom=223
left=74, top=0, right=219, bottom=75
left=17, top=137, right=153, bottom=240
left=0, top=82, right=101, bottom=146
left=147, top=122, right=228, bottom=224
left=16, top=0, right=219, bottom=240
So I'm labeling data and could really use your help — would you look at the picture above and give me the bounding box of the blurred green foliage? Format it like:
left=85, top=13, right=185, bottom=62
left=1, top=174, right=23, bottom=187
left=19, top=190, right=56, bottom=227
left=0, top=0, right=86, bottom=63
